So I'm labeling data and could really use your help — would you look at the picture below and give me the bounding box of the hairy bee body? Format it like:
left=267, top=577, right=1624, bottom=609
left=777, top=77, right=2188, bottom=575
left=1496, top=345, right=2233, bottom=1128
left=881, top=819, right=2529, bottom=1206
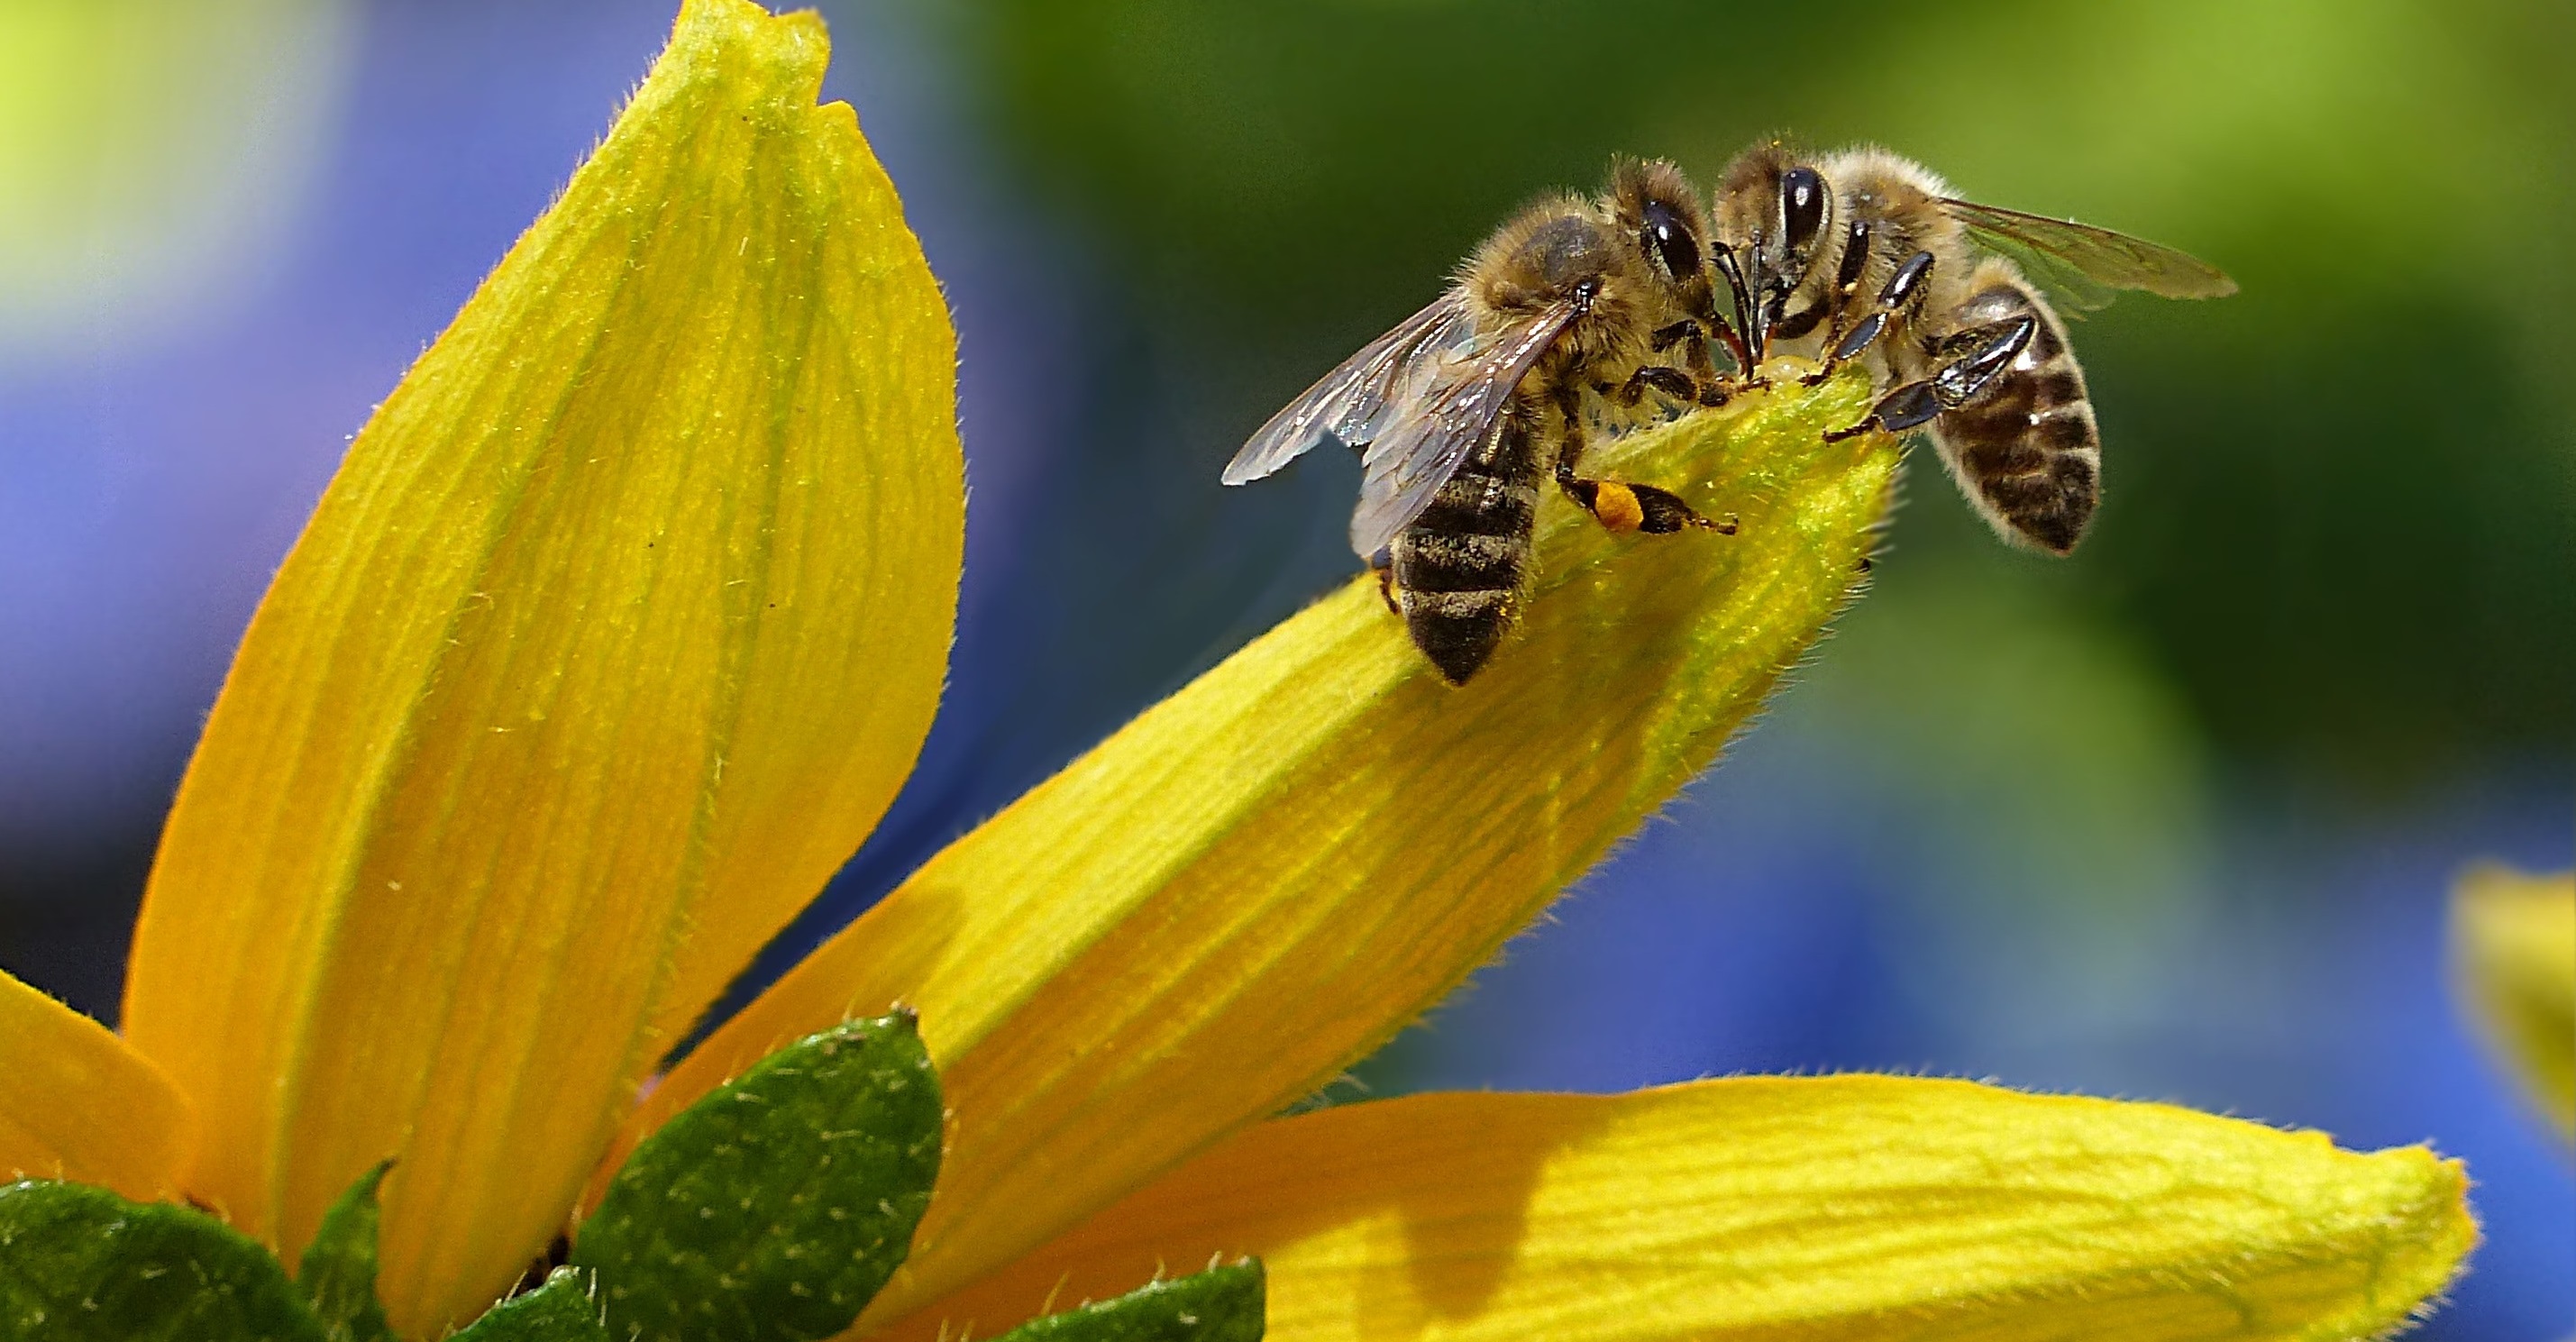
left=1387, top=193, right=1700, bottom=680
left=1712, top=142, right=2231, bottom=555
left=1226, top=160, right=1731, bottom=684
left=1384, top=206, right=1621, bottom=682
left=1390, top=415, right=1544, bottom=681
left=1229, top=144, right=2229, bottom=680
left=1813, top=151, right=2101, bottom=552
left=1930, top=266, right=2099, bottom=552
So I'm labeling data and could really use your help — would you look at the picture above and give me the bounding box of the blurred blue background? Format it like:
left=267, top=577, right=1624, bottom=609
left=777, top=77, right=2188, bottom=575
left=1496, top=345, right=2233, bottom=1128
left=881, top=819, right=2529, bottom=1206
left=1, top=1, right=2566, bottom=1336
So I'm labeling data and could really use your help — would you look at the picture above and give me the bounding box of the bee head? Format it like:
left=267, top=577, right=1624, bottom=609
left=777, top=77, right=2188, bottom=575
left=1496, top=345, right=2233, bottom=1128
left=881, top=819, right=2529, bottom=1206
left=1609, top=158, right=1712, bottom=289
left=1712, top=142, right=1830, bottom=293
left=1605, top=158, right=1725, bottom=348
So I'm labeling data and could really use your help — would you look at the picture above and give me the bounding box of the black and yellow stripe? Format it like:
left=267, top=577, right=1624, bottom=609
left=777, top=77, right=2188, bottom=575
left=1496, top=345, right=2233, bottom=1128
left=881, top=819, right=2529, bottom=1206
left=1933, top=279, right=2101, bottom=555
left=1391, top=412, right=1545, bottom=684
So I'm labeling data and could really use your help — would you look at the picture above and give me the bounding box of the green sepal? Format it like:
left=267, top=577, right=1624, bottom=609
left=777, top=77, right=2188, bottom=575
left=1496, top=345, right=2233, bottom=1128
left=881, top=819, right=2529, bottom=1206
left=0, top=1178, right=325, bottom=1342
left=294, top=1161, right=395, bottom=1342
left=569, top=1010, right=944, bottom=1342
left=447, top=1269, right=609, bottom=1341
left=992, top=1261, right=1265, bottom=1342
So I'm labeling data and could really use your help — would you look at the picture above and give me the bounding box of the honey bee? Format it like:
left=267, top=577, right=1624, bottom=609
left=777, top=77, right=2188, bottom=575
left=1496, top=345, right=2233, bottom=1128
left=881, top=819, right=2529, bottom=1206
left=1222, top=160, right=1739, bottom=685
left=1708, top=142, right=2235, bottom=552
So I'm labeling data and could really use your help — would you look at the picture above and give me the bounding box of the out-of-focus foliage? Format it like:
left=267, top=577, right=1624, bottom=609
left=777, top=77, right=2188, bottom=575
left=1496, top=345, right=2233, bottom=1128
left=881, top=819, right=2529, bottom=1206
left=0, top=0, right=351, bottom=350
left=929, top=0, right=2574, bottom=787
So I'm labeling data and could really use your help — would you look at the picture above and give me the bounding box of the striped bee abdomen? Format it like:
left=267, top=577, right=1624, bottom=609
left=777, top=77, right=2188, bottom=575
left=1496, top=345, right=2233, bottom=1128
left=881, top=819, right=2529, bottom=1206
left=1929, top=277, right=2101, bottom=554
left=1392, top=411, right=1545, bottom=684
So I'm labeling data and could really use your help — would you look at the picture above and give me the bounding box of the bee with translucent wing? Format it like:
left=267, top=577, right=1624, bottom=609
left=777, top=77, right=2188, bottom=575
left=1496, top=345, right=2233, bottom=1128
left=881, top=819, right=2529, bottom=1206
left=1710, top=142, right=2234, bottom=553
left=1224, top=160, right=1740, bottom=684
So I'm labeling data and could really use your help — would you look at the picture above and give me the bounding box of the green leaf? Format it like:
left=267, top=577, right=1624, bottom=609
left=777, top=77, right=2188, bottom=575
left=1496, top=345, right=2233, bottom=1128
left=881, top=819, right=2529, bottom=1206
left=570, top=1011, right=943, bottom=1342
left=993, top=1261, right=1265, bottom=1342
left=294, top=1162, right=394, bottom=1342
left=446, top=1269, right=608, bottom=1342
left=0, top=1179, right=324, bottom=1342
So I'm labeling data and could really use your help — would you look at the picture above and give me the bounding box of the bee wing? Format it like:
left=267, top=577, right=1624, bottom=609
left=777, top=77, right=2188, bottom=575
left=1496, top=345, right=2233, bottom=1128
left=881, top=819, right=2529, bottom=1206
left=1221, top=292, right=1477, bottom=486
left=1346, top=301, right=1577, bottom=558
left=1942, top=198, right=2238, bottom=306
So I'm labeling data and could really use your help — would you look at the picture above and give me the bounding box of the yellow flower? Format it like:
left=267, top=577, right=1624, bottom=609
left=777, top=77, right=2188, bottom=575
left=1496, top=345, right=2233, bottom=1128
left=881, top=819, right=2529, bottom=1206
left=0, top=3, right=2477, bottom=1340
left=2452, top=864, right=2576, bottom=1141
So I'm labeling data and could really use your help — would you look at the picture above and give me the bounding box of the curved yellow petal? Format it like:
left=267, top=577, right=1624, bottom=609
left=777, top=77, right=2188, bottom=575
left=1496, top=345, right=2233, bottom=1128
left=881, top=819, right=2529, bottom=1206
left=626, top=372, right=1900, bottom=1324
left=0, top=968, right=195, bottom=1201
left=120, top=0, right=960, bottom=1332
left=886, top=1078, right=2475, bottom=1342
left=2451, top=864, right=2575, bottom=1138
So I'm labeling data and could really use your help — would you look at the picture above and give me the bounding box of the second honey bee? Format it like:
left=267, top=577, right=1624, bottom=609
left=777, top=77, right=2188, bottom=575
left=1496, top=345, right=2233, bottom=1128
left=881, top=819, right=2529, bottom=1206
left=1225, top=145, right=2233, bottom=684
left=1222, top=160, right=1736, bottom=684
left=1709, top=142, right=2236, bottom=552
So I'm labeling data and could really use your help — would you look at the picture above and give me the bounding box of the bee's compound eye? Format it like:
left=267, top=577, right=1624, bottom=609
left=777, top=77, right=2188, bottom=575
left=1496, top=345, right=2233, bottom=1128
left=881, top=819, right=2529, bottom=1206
left=1780, top=168, right=1826, bottom=259
left=1642, top=200, right=1701, bottom=278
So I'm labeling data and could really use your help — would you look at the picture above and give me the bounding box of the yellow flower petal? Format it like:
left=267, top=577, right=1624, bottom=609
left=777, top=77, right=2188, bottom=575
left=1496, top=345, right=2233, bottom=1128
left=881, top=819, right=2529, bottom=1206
left=886, top=1078, right=2475, bottom=1342
left=120, top=0, right=959, bottom=1331
left=625, top=373, right=1900, bottom=1324
left=2451, top=864, right=2575, bottom=1139
left=0, top=968, right=195, bottom=1201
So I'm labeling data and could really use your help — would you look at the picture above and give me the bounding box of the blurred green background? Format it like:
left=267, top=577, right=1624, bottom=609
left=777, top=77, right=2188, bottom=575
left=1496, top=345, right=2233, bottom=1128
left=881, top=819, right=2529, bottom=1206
left=946, top=0, right=2572, bottom=783
left=1, top=1, right=2566, bottom=1337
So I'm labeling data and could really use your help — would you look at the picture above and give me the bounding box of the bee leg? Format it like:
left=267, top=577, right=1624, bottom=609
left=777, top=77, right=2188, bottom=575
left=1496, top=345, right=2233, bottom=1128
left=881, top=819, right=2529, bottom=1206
left=1551, top=401, right=1734, bottom=535
left=1794, top=218, right=1878, bottom=374
left=1771, top=300, right=1828, bottom=343
left=1557, top=467, right=1738, bottom=535
left=1707, top=320, right=1757, bottom=390
left=1640, top=323, right=1740, bottom=408
left=1656, top=316, right=1747, bottom=406
left=1614, top=363, right=1699, bottom=407
left=1804, top=246, right=1934, bottom=386
left=1372, top=554, right=1401, bottom=616
left=1823, top=314, right=2035, bottom=443
left=1681, top=322, right=1740, bottom=407
left=1780, top=218, right=1876, bottom=353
